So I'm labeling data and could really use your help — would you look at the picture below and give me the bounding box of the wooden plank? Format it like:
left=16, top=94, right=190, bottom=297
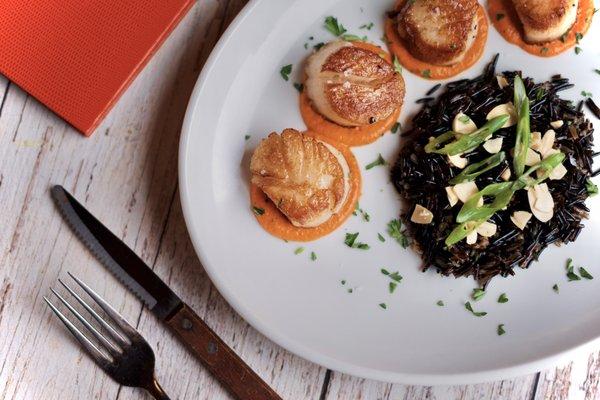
left=534, top=350, right=600, bottom=400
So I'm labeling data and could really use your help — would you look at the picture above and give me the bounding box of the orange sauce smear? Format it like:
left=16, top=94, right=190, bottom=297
left=384, top=4, right=489, bottom=80
left=488, top=0, right=594, bottom=57
left=299, top=42, right=403, bottom=147
left=249, top=132, right=361, bottom=242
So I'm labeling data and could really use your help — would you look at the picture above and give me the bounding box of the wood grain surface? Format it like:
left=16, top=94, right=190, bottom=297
left=0, top=1, right=599, bottom=399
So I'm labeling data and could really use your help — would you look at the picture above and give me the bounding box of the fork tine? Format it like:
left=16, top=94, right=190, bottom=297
left=67, top=272, right=139, bottom=339
left=44, top=296, right=112, bottom=366
left=50, top=288, right=122, bottom=355
left=58, top=278, right=129, bottom=346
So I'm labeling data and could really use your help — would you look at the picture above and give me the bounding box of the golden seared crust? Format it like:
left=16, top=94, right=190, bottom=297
left=305, top=42, right=405, bottom=127
left=397, top=0, right=479, bottom=65
left=250, top=129, right=350, bottom=228
left=512, top=0, right=578, bottom=42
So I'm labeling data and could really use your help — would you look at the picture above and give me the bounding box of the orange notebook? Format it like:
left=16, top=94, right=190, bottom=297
left=0, top=0, right=195, bottom=135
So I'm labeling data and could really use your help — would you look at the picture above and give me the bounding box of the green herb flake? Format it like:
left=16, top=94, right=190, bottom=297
left=436, top=300, right=445, bottom=307
left=359, top=22, right=374, bottom=30
left=381, top=268, right=390, bottom=276
left=252, top=206, right=265, bottom=216
left=280, top=64, right=293, bottom=81
left=341, top=280, right=346, bottom=285
left=294, top=83, right=304, bottom=92
left=245, top=134, right=251, bottom=141
left=378, top=233, right=386, bottom=242
left=389, top=281, right=397, bottom=294
left=576, top=32, right=583, bottom=43
left=553, top=284, right=559, bottom=293
left=581, top=90, right=593, bottom=98
left=393, top=56, right=403, bottom=74
left=586, top=179, right=598, bottom=196
left=354, top=204, right=370, bottom=222
left=465, top=301, right=487, bottom=317
left=365, top=154, right=387, bottom=170
left=458, top=115, right=471, bottom=124
left=387, top=219, right=410, bottom=248
left=497, top=324, right=506, bottom=336
left=304, top=43, right=309, bottom=49
left=341, top=34, right=367, bottom=42
left=541, top=47, right=549, bottom=54
left=566, top=258, right=581, bottom=281
left=472, top=288, right=486, bottom=301
left=324, top=16, right=347, bottom=36
left=579, top=267, right=593, bottom=280
left=314, top=42, right=325, bottom=50
left=391, top=122, right=401, bottom=134
left=422, top=69, right=432, bottom=78
left=347, top=288, right=354, bottom=293
left=310, top=251, right=317, bottom=261
left=344, top=232, right=370, bottom=250
left=498, top=293, right=509, bottom=303
left=496, top=13, right=505, bottom=21
left=294, top=247, right=305, bottom=255
left=575, top=46, right=583, bottom=55
left=594, top=69, right=600, bottom=76
left=379, top=303, right=387, bottom=310
left=389, top=272, right=403, bottom=282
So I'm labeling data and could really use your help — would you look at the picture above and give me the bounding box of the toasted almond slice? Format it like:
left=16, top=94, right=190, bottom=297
left=550, top=120, right=564, bottom=129
left=525, top=148, right=541, bottom=166
left=453, top=181, right=479, bottom=203
left=500, top=167, right=512, bottom=181
left=527, top=183, right=554, bottom=222
left=466, top=230, right=478, bottom=245
left=445, top=186, right=459, bottom=207
left=448, top=153, right=468, bottom=169
left=530, top=131, right=542, bottom=152
left=452, top=113, right=477, bottom=134
left=486, top=102, right=517, bottom=128
left=411, top=204, right=434, bottom=224
left=510, top=211, right=532, bottom=230
left=549, top=163, right=567, bottom=180
left=496, top=75, right=509, bottom=89
left=539, top=129, right=556, bottom=157
left=483, top=137, right=503, bottom=154
left=477, top=221, right=497, bottom=237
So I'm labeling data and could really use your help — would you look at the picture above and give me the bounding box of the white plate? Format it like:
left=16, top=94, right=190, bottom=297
left=179, top=0, right=600, bottom=384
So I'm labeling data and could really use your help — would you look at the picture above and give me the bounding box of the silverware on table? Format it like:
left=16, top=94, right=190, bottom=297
left=44, top=273, right=171, bottom=400
left=50, top=185, right=282, bottom=400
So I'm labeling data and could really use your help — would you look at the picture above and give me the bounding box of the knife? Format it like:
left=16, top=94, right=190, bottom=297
left=51, top=185, right=282, bottom=400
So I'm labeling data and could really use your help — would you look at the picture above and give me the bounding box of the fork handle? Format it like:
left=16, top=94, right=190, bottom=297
left=146, top=377, right=171, bottom=400
left=166, top=304, right=282, bottom=400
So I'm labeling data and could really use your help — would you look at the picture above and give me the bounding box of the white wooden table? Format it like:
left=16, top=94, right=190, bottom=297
left=0, top=1, right=599, bottom=399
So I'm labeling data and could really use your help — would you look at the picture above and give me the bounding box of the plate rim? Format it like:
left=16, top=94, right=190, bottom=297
left=178, top=0, right=600, bottom=385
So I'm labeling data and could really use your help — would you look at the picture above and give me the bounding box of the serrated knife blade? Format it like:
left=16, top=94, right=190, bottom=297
left=51, top=185, right=182, bottom=320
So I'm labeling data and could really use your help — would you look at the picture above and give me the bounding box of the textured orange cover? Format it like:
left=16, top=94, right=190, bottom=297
left=0, top=0, right=195, bottom=135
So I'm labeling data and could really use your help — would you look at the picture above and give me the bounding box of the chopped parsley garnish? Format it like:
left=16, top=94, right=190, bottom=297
left=359, top=22, right=374, bottom=30
left=560, top=32, right=568, bottom=42
left=422, top=69, right=431, bottom=78
left=341, top=280, right=346, bottom=285
left=365, top=154, right=387, bottom=170
left=575, top=32, right=583, bottom=43
left=586, top=179, right=598, bottom=196
left=553, top=284, right=559, bottom=293
left=541, top=47, right=549, bottom=54
left=324, top=16, right=347, bottom=36
left=245, top=134, right=251, bottom=141
left=581, top=90, right=593, bottom=98
left=314, top=42, right=325, bottom=50
left=575, top=46, right=582, bottom=55
left=381, top=34, right=389, bottom=45
left=391, top=122, right=401, bottom=134
left=377, top=233, right=386, bottom=242
left=465, top=301, right=487, bottom=317
left=579, top=267, right=593, bottom=280
left=280, top=64, right=293, bottom=81
left=496, top=13, right=505, bottom=21
left=389, top=281, right=397, bottom=293
left=458, top=115, right=471, bottom=124
left=387, top=219, right=410, bottom=248
left=347, top=288, right=354, bottom=293
left=389, top=271, right=402, bottom=282
left=344, top=232, right=370, bottom=250
left=252, top=206, right=265, bottom=215
left=294, top=247, right=305, bottom=255
left=436, top=300, right=445, bottom=307
left=304, top=43, right=308, bottom=49
left=310, top=251, right=317, bottom=261
left=393, top=56, right=403, bottom=74
left=341, top=34, right=367, bottom=42
left=294, top=83, right=304, bottom=92
left=497, top=324, right=506, bottom=336
left=472, top=288, right=486, bottom=301
left=595, top=69, right=600, bottom=76
left=381, top=268, right=390, bottom=275
left=498, top=293, right=509, bottom=303
left=535, top=87, right=545, bottom=100
left=354, top=203, right=370, bottom=221
left=379, top=303, right=387, bottom=310
left=566, top=258, right=581, bottom=281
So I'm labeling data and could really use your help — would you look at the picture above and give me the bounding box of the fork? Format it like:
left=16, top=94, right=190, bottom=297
left=44, top=273, right=171, bottom=399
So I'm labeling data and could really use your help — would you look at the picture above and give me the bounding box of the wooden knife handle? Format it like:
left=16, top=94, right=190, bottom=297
left=166, top=304, right=282, bottom=400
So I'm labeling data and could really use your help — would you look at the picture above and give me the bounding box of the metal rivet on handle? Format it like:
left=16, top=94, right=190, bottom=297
left=181, top=318, right=193, bottom=330
left=207, top=341, right=218, bottom=354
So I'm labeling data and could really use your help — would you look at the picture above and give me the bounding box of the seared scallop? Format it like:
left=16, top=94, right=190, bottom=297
left=305, top=41, right=405, bottom=127
left=396, top=0, right=480, bottom=66
left=250, top=129, right=351, bottom=228
left=512, top=0, right=578, bottom=43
